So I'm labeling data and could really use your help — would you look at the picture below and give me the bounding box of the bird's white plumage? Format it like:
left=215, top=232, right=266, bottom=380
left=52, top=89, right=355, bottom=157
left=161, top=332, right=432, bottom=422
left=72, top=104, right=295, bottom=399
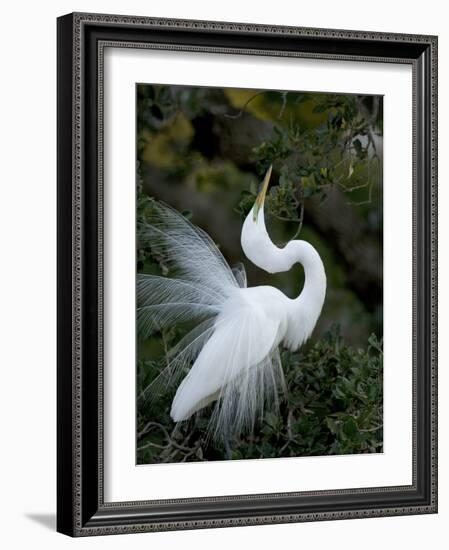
left=170, top=286, right=286, bottom=425
left=137, top=175, right=326, bottom=441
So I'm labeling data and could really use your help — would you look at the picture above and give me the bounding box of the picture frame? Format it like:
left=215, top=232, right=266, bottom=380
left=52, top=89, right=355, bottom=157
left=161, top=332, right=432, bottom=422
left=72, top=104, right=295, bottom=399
left=57, top=12, right=438, bottom=536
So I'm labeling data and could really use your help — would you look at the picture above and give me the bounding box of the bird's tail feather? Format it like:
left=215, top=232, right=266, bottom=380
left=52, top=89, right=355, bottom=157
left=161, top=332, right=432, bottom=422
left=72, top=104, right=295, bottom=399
left=137, top=201, right=247, bottom=416
left=210, top=348, right=286, bottom=442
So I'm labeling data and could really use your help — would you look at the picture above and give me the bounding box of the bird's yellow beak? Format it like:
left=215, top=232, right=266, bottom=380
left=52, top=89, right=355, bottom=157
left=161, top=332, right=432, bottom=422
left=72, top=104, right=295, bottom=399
left=253, top=164, right=272, bottom=222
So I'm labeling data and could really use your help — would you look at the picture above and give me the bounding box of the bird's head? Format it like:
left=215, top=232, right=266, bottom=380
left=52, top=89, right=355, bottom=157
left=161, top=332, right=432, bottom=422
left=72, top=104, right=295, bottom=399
left=241, top=165, right=288, bottom=273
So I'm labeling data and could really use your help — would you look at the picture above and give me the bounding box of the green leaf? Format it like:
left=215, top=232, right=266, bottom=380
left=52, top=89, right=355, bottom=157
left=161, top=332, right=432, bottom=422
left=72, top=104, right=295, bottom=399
left=343, top=418, right=358, bottom=438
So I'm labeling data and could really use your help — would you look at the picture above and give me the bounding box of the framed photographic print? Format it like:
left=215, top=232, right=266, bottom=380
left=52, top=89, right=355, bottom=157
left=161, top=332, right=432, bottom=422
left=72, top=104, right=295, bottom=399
left=57, top=12, right=438, bottom=536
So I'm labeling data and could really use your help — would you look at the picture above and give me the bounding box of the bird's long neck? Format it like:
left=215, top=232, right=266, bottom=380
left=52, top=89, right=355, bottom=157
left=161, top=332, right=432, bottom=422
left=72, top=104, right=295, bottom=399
left=281, top=240, right=326, bottom=350
left=241, top=205, right=326, bottom=350
left=283, top=239, right=326, bottom=310
left=242, top=207, right=326, bottom=309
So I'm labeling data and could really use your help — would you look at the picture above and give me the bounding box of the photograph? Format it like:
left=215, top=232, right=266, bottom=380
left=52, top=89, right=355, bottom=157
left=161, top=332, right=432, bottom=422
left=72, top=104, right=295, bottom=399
left=135, top=83, right=384, bottom=464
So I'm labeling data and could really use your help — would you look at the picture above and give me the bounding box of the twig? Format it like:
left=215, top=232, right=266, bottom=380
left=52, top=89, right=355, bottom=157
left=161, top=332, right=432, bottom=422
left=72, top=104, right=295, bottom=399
left=137, top=441, right=166, bottom=451
left=224, top=91, right=266, bottom=119
left=360, top=424, right=383, bottom=433
left=289, top=203, right=304, bottom=241
left=277, top=91, right=288, bottom=120
left=138, top=420, right=170, bottom=440
left=274, top=202, right=304, bottom=243
left=336, top=179, right=371, bottom=193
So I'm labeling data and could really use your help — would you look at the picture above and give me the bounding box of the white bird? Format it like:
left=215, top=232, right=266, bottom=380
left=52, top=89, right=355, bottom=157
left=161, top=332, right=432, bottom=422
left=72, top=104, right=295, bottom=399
left=137, top=166, right=326, bottom=441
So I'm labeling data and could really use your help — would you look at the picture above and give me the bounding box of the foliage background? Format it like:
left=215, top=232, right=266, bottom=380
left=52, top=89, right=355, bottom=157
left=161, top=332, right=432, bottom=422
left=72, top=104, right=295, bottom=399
left=136, top=84, right=383, bottom=464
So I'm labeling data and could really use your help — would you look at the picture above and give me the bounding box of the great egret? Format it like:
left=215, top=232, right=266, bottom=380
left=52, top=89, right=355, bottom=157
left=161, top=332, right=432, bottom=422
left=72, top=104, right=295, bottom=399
left=137, top=166, right=326, bottom=442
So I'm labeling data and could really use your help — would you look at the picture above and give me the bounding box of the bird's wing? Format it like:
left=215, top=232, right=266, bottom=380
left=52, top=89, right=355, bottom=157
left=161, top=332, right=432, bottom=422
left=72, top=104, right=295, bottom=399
left=138, top=201, right=246, bottom=298
left=137, top=274, right=222, bottom=339
left=170, top=298, right=285, bottom=439
left=137, top=201, right=247, bottom=411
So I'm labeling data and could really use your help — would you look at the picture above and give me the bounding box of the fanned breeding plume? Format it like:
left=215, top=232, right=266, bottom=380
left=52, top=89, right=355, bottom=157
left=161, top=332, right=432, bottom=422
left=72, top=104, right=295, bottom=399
left=137, top=168, right=326, bottom=444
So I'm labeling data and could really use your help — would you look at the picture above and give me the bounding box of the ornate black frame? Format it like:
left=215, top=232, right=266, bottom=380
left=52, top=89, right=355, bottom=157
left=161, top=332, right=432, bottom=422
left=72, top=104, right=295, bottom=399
left=57, top=12, right=438, bottom=536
